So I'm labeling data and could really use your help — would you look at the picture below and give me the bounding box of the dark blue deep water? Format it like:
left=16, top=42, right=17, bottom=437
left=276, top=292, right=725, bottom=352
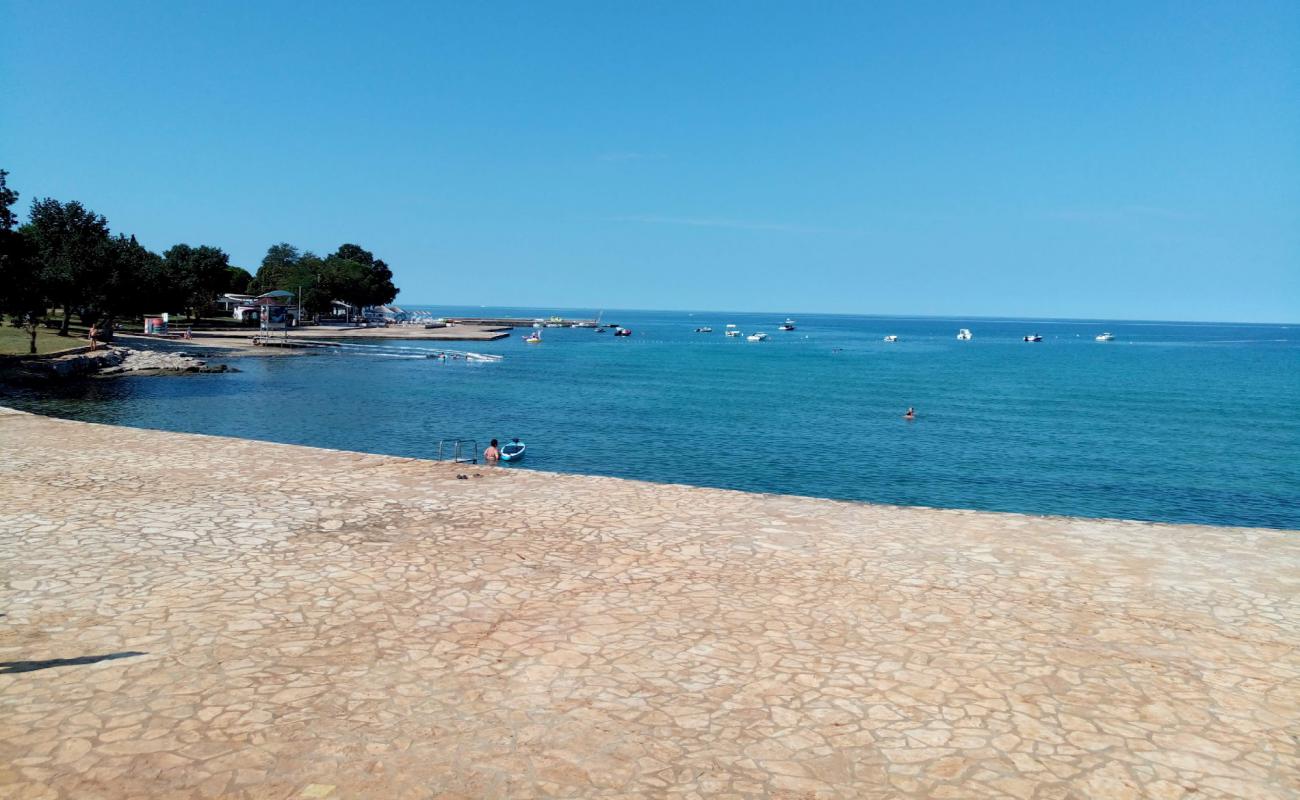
left=5, top=308, right=1299, bottom=529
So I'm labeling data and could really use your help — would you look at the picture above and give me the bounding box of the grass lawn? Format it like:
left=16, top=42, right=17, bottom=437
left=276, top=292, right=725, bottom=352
left=0, top=319, right=89, bottom=356
left=1, top=312, right=256, bottom=355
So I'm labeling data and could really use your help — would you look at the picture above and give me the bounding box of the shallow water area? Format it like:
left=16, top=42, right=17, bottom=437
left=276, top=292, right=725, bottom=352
left=5, top=308, right=1299, bottom=528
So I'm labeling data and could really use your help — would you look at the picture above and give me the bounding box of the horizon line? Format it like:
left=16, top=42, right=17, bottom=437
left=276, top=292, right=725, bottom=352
left=389, top=302, right=1297, bottom=328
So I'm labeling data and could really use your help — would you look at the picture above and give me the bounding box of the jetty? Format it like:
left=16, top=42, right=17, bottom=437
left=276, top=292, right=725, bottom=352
left=2, top=406, right=1296, bottom=799
left=185, top=324, right=511, bottom=346
left=444, top=316, right=602, bottom=328
left=252, top=337, right=503, bottom=361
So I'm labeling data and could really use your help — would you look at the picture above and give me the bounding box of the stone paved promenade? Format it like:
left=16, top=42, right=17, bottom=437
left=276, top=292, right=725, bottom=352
left=1, top=407, right=1297, bottom=799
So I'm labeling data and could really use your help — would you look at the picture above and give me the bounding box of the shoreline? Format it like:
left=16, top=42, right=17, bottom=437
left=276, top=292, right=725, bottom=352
left=2, top=399, right=1295, bottom=532
left=2, top=406, right=1297, bottom=798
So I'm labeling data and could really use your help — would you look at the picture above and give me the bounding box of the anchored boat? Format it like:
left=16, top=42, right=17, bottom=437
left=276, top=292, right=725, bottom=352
left=1023, top=334, right=1043, bottom=342
left=957, top=328, right=972, bottom=340
left=1095, top=332, right=1114, bottom=341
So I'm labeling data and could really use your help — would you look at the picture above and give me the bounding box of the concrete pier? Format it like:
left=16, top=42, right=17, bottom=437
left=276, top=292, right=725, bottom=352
left=1, top=407, right=1296, bottom=799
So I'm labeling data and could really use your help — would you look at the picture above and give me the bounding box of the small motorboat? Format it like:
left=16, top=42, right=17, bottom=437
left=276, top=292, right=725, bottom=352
left=1023, top=334, right=1042, bottom=342
left=725, top=329, right=741, bottom=337
left=524, top=331, right=542, bottom=344
left=1095, top=332, right=1114, bottom=342
left=957, top=328, right=972, bottom=340
left=884, top=335, right=899, bottom=342
left=695, top=326, right=713, bottom=333
left=613, top=327, right=632, bottom=337
left=778, top=318, right=796, bottom=331
left=500, top=439, right=526, bottom=462
left=746, top=332, right=769, bottom=342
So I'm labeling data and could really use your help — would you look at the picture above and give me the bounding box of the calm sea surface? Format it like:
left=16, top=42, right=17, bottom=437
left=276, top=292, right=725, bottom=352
left=6, top=308, right=1299, bottom=529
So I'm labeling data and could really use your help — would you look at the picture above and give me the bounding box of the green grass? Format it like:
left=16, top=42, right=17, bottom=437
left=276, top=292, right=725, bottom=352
left=0, top=320, right=89, bottom=356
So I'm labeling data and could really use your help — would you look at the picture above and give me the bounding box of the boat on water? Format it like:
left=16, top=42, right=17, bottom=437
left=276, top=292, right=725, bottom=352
left=695, top=326, right=713, bottom=333
left=957, top=328, right=972, bottom=340
left=524, top=331, right=542, bottom=344
left=1095, top=332, right=1114, bottom=341
left=500, top=439, right=526, bottom=462
left=1023, top=334, right=1043, bottom=342
left=613, top=327, right=632, bottom=337
left=884, top=335, right=899, bottom=342
left=778, top=318, right=796, bottom=331
left=746, top=332, right=769, bottom=342
left=725, top=324, right=741, bottom=337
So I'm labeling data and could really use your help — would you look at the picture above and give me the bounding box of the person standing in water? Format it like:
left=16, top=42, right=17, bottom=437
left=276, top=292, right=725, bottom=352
left=903, top=407, right=916, bottom=420
left=484, top=439, right=500, bottom=464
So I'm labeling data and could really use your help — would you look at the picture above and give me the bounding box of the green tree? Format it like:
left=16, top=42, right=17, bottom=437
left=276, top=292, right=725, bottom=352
left=225, top=266, right=253, bottom=294
left=250, top=244, right=333, bottom=318
left=85, top=234, right=170, bottom=340
left=0, top=171, right=49, bottom=354
left=250, top=243, right=302, bottom=293
left=322, top=244, right=398, bottom=319
left=164, top=244, right=231, bottom=321
left=0, top=169, right=18, bottom=231
left=24, top=197, right=111, bottom=335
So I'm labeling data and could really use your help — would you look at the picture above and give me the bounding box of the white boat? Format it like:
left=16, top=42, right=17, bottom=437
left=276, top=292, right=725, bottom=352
left=1023, top=334, right=1042, bottom=342
left=778, top=318, right=796, bottom=331
left=524, top=331, right=542, bottom=344
left=746, top=332, right=769, bottom=342
left=695, top=326, right=713, bottom=333
left=1095, top=332, right=1114, bottom=341
left=957, top=328, right=972, bottom=340
left=884, top=335, right=898, bottom=342
left=725, top=324, right=742, bottom=337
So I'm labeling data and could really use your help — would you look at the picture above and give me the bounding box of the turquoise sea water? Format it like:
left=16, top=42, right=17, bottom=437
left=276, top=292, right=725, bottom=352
left=5, top=308, right=1299, bottom=529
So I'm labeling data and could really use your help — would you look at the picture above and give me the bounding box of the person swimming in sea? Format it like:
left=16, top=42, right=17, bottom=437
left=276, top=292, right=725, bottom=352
left=903, top=407, right=915, bottom=420
left=484, top=439, right=500, bottom=464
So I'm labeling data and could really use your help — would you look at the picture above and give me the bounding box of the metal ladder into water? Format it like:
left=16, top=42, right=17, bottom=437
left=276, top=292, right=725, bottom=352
left=435, top=439, right=479, bottom=464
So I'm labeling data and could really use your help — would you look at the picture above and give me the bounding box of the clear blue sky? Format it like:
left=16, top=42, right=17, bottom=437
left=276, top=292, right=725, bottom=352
left=2, top=1, right=1297, bottom=321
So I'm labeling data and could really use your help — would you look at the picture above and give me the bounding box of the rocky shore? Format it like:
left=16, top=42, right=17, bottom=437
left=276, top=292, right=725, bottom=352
left=1, top=346, right=237, bottom=380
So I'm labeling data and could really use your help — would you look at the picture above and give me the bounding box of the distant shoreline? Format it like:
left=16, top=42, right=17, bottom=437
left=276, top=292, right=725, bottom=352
left=393, top=305, right=1300, bottom=328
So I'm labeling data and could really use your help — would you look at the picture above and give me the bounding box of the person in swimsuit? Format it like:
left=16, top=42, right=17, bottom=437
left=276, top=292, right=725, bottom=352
left=484, top=439, right=500, bottom=464
left=904, top=407, right=915, bottom=420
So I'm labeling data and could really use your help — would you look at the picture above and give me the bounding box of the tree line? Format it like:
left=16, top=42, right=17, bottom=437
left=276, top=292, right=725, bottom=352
left=0, top=170, right=398, bottom=353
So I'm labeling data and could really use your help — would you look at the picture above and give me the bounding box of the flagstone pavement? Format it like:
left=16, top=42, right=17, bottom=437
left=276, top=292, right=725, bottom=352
left=1, top=406, right=1297, bottom=799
